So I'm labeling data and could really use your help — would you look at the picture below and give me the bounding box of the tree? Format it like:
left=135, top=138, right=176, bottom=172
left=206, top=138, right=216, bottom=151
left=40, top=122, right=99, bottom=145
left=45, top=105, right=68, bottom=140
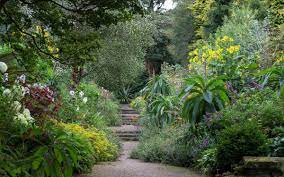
left=170, top=0, right=195, bottom=63
left=144, top=12, right=174, bottom=76
left=0, top=0, right=143, bottom=87
left=86, top=16, right=156, bottom=91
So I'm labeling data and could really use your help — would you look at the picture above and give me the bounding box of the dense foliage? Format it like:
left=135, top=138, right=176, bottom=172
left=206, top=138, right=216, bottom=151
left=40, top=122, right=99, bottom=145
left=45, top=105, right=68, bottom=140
left=0, top=0, right=283, bottom=176
left=132, top=1, right=284, bottom=176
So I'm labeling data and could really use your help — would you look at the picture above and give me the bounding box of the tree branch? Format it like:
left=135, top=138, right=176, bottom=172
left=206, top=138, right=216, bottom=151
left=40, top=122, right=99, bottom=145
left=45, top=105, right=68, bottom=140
left=0, top=0, right=9, bottom=9
left=2, top=6, right=65, bottom=64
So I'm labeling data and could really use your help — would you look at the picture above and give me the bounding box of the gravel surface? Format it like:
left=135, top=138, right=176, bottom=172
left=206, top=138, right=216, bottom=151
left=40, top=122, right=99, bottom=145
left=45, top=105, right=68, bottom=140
left=78, top=141, right=205, bottom=177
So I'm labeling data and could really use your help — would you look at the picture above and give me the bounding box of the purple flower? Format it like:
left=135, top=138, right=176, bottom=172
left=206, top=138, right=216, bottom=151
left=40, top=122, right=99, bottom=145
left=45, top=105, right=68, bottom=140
left=200, top=137, right=210, bottom=149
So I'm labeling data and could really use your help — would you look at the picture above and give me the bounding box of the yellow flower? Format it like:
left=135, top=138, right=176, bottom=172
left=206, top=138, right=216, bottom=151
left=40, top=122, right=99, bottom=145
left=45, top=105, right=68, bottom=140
left=36, top=25, right=42, bottom=32
left=56, top=122, right=119, bottom=161
left=226, top=45, right=240, bottom=54
left=193, top=49, right=199, bottom=55
left=44, top=31, right=49, bottom=37
left=221, top=36, right=234, bottom=43
left=274, top=56, right=284, bottom=63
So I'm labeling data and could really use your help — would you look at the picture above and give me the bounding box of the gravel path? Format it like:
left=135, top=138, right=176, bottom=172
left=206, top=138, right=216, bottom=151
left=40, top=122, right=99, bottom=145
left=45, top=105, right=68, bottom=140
left=79, top=141, right=205, bottom=177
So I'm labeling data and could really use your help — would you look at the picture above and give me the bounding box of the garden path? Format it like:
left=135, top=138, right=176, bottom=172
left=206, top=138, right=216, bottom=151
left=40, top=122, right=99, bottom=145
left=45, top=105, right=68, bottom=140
left=79, top=141, right=206, bottom=177
left=79, top=104, right=205, bottom=177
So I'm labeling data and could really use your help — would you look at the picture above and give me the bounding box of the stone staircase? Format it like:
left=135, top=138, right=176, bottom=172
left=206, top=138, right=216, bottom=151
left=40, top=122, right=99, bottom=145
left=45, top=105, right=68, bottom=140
left=121, top=104, right=140, bottom=125
left=111, top=104, right=141, bottom=141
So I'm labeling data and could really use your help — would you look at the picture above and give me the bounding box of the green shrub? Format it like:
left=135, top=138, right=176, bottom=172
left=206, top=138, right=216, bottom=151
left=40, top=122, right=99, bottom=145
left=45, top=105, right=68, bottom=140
left=131, top=125, right=193, bottom=166
left=148, top=95, right=179, bottom=128
left=215, top=121, right=269, bottom=172
left=58, top=82, right=121, bottom=127
left=58, top=82, right=99, bottom=124
left=197, top=147, right=217, bottom=174
left=212, top=89, right=284, bottom=138
left=0, top=124, right=94, bottom=177
left=141, top=74, right=173, bottom=101
left=96, top=97, right=121, bottom=126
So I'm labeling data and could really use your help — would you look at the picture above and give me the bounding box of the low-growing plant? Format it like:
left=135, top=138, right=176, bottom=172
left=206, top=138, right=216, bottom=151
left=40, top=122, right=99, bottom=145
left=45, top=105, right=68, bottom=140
left=131, top=125, right=193, bottom=166
left=197, top=147, right=217, bottom=174
left=259, top=65, right=284, bottom=97
left=115, top=86, right=134, bottom=104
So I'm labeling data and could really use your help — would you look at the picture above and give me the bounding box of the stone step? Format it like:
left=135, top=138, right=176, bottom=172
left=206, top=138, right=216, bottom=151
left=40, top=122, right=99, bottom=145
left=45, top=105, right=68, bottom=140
left=121, top=121, right=139, bottom=125
left=121, top=110, right=139, bottom=114
left=116, top=133, right=139, bottom=137
left=118, top=137, right=139, bottom=141
left=121, top=118, right=139, bottom=121
left=114, top=132, right=140, bottom=141
left=121, top=113, right=140, bottom=117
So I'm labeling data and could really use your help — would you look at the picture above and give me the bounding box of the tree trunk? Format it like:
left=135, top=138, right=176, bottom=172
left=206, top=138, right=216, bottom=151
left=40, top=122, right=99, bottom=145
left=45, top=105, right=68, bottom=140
left=71, top=66, right=84, bottom=89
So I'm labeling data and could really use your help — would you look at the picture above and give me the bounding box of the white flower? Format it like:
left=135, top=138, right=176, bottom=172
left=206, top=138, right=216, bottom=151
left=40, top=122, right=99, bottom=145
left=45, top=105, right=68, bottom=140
left=2, top=89, right=11, bottom=96
left=79, top=91, right=84, bottom=97
left=23, top=109, right=31, bottom=117
left=14, top=108, right=34, bottom=125
left=3, top=73, right=8, bottom=82
left=33, top=83, right=39, bottom=88
left=69, top=90, right=75, bottom=96
left=19, top=74, right=26, bottom=83
left=13, top=101, right=22, bottom=112
left=76, top=107, right=80, bottom=111
left=0, top=62, right=8, bottom=73
left=83, top=97, right=88, bottom=103
left=24, top=87, right=30, bottom=95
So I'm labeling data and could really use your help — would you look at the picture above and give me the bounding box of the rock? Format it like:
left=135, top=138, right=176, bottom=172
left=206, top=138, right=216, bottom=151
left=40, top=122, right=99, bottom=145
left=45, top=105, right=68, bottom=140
left=235, top=156, right=284, bottom=177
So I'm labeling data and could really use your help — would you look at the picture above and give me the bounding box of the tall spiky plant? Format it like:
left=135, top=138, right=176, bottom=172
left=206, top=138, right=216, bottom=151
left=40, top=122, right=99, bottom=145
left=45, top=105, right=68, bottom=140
left=180, top=75, right=229, bottom=125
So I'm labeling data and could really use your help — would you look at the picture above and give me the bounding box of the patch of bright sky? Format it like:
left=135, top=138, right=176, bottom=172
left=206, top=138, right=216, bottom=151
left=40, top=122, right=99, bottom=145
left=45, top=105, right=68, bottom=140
left=162, top=0, right=177, bottom=10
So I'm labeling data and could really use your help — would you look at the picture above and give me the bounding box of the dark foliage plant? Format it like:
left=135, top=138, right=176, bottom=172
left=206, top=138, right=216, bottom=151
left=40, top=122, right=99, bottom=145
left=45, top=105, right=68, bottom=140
left=215, top=121, right=269, bottom=172
left=23, top=84, right=61, bottom=125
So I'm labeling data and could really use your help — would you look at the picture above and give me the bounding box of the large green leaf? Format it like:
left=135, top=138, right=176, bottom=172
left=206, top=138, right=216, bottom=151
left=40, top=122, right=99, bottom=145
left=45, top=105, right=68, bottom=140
left=203, top=91, right=213, bottom=104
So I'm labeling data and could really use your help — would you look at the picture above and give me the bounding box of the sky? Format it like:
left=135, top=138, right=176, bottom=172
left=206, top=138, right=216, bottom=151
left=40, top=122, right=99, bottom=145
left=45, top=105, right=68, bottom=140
left=162, top=0, right=177, bottom=10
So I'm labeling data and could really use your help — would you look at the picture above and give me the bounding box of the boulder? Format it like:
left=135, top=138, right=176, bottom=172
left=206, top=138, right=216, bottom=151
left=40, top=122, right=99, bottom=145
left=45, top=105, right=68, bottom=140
left=235, top=156, right=284, bottom=177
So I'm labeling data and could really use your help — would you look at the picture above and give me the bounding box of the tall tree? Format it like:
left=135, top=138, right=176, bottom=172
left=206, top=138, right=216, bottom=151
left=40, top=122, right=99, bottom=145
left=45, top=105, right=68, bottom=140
left=170, top=0, right=195, bottom=63
left=0, top=0, right=143, bottom=87
left=144, top=13, right=174, bottom=77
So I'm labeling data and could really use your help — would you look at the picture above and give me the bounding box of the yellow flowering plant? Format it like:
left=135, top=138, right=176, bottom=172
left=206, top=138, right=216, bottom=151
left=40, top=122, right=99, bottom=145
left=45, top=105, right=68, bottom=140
left=57, top=122, right=119, bottom=162
left=188, top=36, right=241, bottom=78
left=35, top=25, right=60, bottom=58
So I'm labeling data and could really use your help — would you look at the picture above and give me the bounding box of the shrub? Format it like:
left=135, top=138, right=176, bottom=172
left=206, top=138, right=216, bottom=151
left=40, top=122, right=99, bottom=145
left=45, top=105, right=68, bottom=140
left=0, top=123, right=94, bottom=177
left=148, top=95, right=179, bottom=127
left=211, top=89, right=284, bottom=138
left=57, top=122, right=119, bottom=162
left=141, top=74, right=173, bottom=101
left=130, top=96, right=146, bottom=113
left=58, top=82, right=99, bottom=124
left=197, top=147, right=217, bottom=174
left=96, top=97, right=121, bottom=126
left=269, top=127, right=284, bottom=157
left=131, top=125, right=193, bottom=166
left=23, top=83, right=60, bottom=125
left=215, top=121, right=269, bottom=172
